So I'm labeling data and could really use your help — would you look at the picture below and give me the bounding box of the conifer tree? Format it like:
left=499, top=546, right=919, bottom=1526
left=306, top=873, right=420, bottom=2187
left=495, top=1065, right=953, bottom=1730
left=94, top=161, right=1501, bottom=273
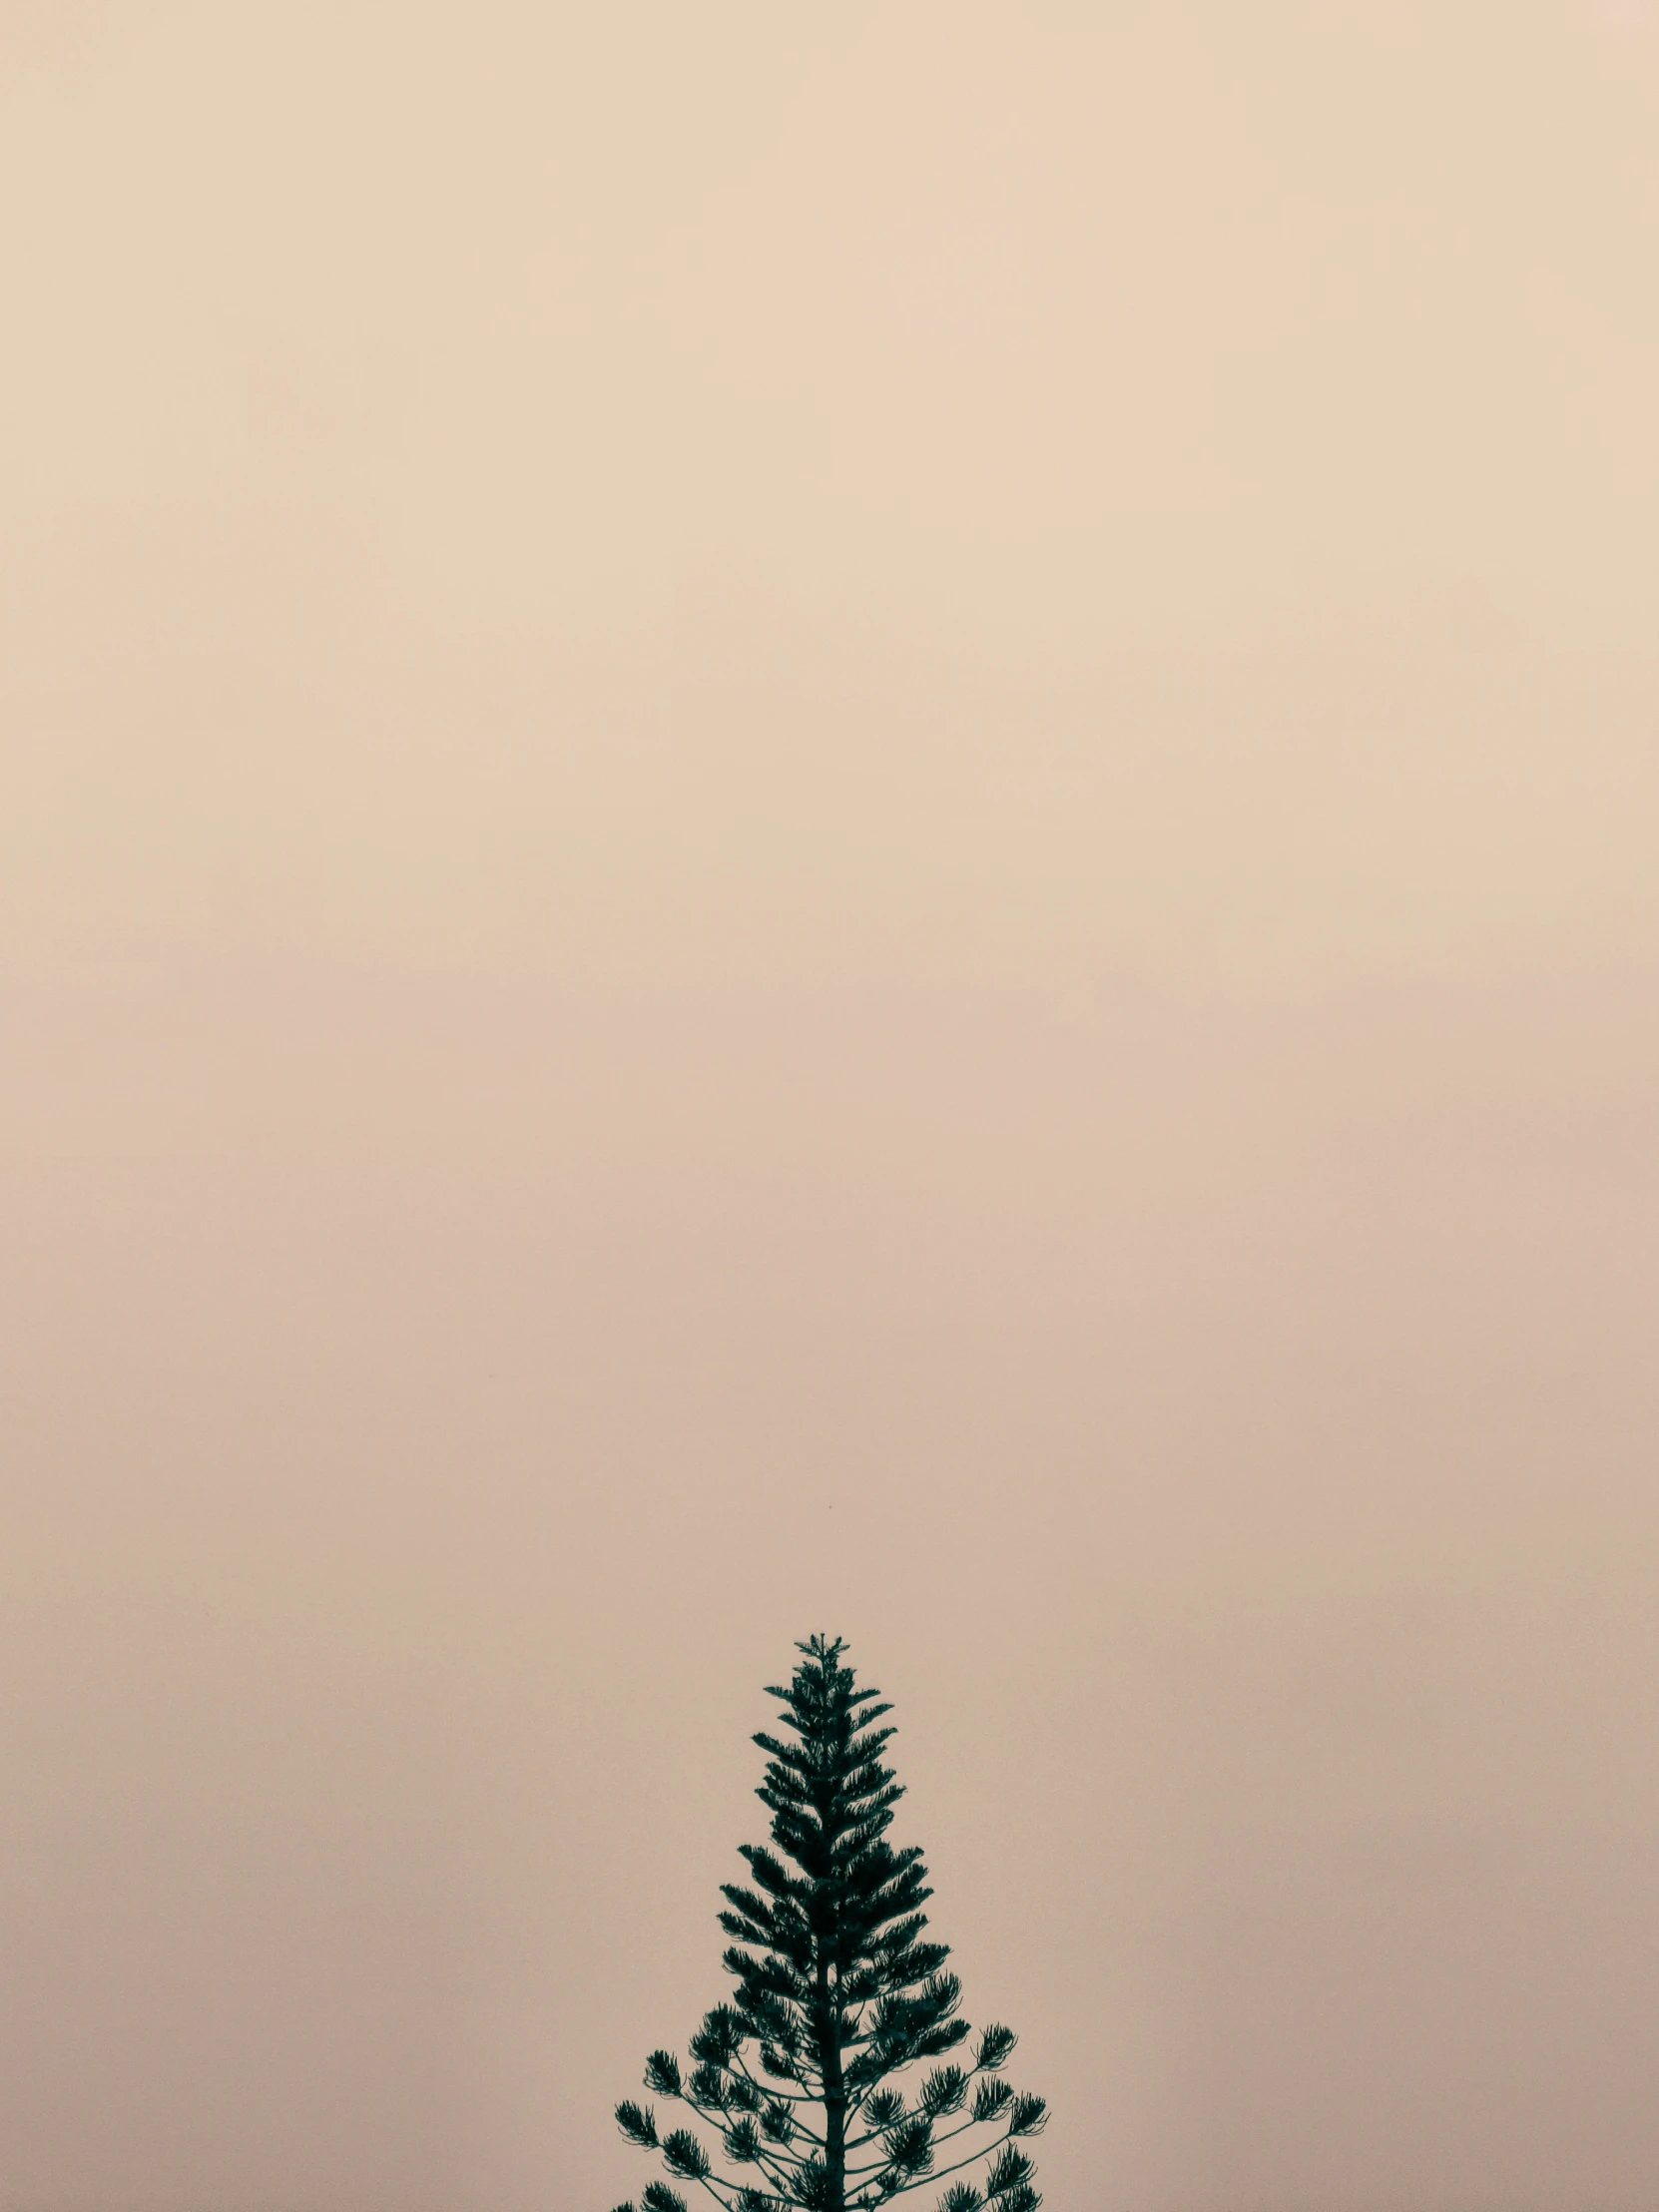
left=606, top=1635, right=1047, bottom=2212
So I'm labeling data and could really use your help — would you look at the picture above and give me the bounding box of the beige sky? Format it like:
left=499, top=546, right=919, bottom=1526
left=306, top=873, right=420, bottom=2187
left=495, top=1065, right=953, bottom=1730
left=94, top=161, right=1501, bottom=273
left=4, top=6, right=1658, bottom=2210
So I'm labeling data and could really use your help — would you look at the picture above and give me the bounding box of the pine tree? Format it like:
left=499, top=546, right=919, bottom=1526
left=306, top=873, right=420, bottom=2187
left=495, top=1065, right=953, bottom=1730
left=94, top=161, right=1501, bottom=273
left=607, top=1635, right=1047, bottom=2212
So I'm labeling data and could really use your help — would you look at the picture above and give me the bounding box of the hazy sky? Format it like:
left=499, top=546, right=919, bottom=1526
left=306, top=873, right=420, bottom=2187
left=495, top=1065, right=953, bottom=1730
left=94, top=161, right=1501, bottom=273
left=4, top=7, right=1658, bottom=2210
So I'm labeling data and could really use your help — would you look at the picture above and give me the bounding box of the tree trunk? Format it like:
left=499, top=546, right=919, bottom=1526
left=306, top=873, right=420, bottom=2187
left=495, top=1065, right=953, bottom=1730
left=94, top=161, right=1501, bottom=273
left=818, top=1961, right=846, bottom=2212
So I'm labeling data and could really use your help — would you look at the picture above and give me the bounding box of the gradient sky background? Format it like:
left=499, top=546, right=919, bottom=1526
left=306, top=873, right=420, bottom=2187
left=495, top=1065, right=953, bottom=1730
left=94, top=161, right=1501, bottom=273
left=5, top=6, right=1659, bottom=2210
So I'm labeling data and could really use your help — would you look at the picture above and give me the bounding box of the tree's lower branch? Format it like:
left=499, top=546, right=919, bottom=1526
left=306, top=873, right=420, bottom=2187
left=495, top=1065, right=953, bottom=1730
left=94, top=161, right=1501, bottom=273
left=844, top=2108, right=990, bottom=2159
left=731, top=2055, right=817, bottom=2106
left=728, top=2056, right=826, bottom=2145
left=844, top=2126, right=1020, bottom=2200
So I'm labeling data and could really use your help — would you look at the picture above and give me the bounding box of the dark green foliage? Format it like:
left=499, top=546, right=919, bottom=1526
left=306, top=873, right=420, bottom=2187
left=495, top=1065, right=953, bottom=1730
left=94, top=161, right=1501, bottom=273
left=970, top=2081, right=1011, bottom=2126
left=983, top=2146, right=1035, bottom=2199
left=647, top=2053, right=685, bottom=2098
left=664, top=2131, right=714, bottom=2181
left=605, top=1636, right=1048, bottom=2212
left=723, top=2116, right=763, bottom=2164
left=919, top=2067, right=968, bottom=2118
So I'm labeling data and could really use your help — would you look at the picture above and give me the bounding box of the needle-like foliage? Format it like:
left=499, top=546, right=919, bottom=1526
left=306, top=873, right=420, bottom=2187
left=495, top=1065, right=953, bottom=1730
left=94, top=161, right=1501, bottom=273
left=605, top=1636, right=1047, bottom=2212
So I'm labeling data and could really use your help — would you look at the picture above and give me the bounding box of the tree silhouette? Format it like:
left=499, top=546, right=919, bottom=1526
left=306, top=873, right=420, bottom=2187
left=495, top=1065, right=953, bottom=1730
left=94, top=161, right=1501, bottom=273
left=607, top=1634, right=1046, bottom=2212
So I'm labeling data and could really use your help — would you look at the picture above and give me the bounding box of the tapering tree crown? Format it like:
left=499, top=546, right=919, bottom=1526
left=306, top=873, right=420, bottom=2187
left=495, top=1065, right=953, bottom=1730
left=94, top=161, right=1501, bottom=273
left=606, top=1636, right=1046, bottom=2212
left=718, top=1633, right=953, bottom=2049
